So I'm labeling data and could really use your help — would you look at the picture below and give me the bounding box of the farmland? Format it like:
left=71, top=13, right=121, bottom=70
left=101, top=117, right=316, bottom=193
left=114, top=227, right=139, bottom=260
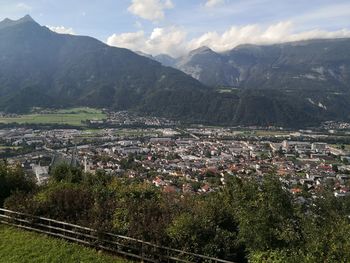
left=0, top=108, right=106, bottom=126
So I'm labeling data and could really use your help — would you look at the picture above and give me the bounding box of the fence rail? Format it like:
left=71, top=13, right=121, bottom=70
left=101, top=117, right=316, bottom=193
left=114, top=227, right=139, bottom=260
left=0, top=208, right=234, bottom=263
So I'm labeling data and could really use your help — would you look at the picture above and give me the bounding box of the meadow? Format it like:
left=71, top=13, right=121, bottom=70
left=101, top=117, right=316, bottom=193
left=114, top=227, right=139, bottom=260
left=0, top=225, right=128, bottom=263
left=0, top=107, right=106, bottom=126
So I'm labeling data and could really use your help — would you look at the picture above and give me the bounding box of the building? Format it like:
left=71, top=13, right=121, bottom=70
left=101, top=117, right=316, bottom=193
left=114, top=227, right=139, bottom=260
left=311, top=143, right=327, bottom=153
left=32, top=165, right=49, bottom=185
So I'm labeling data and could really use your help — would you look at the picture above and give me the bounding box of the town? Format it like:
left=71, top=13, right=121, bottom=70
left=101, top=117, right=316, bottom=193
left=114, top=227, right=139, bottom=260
left=1, top=115, right=350, bottom=199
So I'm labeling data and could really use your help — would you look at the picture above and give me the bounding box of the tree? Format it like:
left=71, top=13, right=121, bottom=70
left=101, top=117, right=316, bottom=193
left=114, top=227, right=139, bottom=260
left=50, top=164, right=83, bottom=184
left=167, top=193, right=244, bottom=261
left=112, top=182, right=175, bottom=244
left=0, top=161, right=36, bottom=205
left=225, top=175, right=301, bottom=252
left=34, top=183, right=94, bottom=224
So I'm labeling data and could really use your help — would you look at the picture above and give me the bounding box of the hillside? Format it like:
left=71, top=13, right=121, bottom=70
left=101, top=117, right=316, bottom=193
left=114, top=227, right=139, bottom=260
left=154, top=39, right=350, bottom=127
left=1, top=16, right=350, bottom=127
left=167, top=39, right=350, bottom=91
left=0, top=15, right=207, bottom=114
left=0, top=225, right=128, bottom=263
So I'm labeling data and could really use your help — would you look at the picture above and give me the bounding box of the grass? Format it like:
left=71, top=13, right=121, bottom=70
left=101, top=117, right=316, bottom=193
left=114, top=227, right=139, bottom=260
left=114, top=129, right=161, bottom=136
left=0, top=146, right=22, bottom=150
left=0, top=107, right=106, bottom=126
left=330, top=144, right=350, bottom=151
left=254, top=130, right=291, bottom=136
left=0, top=225, right=129, bottom=263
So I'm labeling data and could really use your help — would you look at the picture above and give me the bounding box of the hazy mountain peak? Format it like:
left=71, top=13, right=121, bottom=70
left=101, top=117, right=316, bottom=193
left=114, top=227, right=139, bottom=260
left=0, top=15, right=38, bottom=30
left=190, top=46, right=214, bottom=55
left=0, top=18, right=13, bottom=23
left=135, top=51, right=153, bottom=59
left=18, top=14, right=35, bottom=23
left=155, top=53, right=175, bottom=59
left=153, top=53, right=177, bottom=66
left=233, top=43, right=260, bottom=50
left=0, top=18, right=14, bottom=28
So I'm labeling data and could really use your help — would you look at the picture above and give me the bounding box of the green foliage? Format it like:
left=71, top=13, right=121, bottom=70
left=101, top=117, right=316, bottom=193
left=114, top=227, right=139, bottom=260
left=246, top=180, right=350, bottom=263
left=226, top=176, right=301, bottom=252
left=249, top=250, right=293, bottom=263
left=5, top=164, right=94, bottom=224
left=112, top=182, right=174, bottom=243
left=3, top=162, right=350, bottom=262
left=167, top=194, right=243, bottom=260
left=34, top=183, right=94, bottom=223
left=0, top=161, right=36, bottom=205
left=119, top=155, right=142, bottom=170
left=50, top=164, right=83, bottom=183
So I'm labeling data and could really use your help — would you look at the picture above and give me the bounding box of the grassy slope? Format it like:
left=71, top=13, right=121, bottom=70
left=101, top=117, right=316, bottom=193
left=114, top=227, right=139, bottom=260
left=0, top=225, right=128, bottom=263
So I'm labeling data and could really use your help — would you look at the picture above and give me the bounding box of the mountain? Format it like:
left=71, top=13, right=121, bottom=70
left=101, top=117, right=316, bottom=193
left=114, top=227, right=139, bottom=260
left=153, top=54, right=177, bottom=68
left=152, top=39, right=350, bottom=127
left=0, top=15, right=208, bottom=117
left=175, top=46, right=239, bottom=87
left=0, top=15, right=35, bottom=29
left=172, top=39, right=350, bottom=91
left=135, top=50, right=154, bottom=60
left=1, top=16, right=350, bottom=128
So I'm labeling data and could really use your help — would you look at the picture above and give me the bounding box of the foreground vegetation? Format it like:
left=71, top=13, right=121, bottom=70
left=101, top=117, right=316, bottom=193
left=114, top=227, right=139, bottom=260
left=1, top=161, right=350, bottom=262
left=0, top=225, right=127, bottom=263
left=0, top=107, right=105, bottom=126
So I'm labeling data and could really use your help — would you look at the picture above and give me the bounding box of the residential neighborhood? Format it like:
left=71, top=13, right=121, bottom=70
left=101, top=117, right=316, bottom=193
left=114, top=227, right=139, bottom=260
left=2, top=120, right=350, bottom=199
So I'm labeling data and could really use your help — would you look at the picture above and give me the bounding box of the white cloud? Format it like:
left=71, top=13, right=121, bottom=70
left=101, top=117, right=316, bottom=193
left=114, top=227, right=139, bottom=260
left=107, top=27, right=186, bottom=57
left=204, top=0, right=224, bottom=8
left=48, top=26, right=75, bottom=35
left=147, top=27, right=187, bottom=55
left=107, top=31, right=146, bottom=52
left=128, top=0, right=174, bottom=21
left=107, top=21, right=350, bottom=57
left=188, top=21, right=350, bottom=52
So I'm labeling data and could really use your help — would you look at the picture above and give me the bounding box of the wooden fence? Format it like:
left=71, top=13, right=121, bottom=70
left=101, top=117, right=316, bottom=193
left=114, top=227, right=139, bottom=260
left=0, top=208, right=234, bottom=263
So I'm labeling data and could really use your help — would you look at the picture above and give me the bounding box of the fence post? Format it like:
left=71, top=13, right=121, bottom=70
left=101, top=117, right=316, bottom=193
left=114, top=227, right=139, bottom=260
left=141, top=242, right=144, bottom=263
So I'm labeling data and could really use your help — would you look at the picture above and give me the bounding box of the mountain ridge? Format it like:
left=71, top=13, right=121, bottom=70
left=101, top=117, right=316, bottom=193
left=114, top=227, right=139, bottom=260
left=155, top=38, right=350, bottom=90
left=0, top=14, right=37, bottom=29
left=1, top=16, right=350, bottom=128
left=0, top=16, right=208, bottom=113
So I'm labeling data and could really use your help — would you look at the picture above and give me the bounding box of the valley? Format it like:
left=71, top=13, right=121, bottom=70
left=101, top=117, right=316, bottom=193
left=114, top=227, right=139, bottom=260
left=1, top=16, right=350, bottom=128
left=1, top=7, right=350, bottom=263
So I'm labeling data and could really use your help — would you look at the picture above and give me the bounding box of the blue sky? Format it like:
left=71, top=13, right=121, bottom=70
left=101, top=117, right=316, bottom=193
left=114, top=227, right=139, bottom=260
left=1, top=0, right=350, bottom=56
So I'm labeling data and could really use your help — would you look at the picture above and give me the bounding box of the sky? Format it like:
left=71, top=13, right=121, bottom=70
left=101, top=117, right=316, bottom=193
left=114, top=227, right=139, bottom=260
left=1, top=0, right=350, bottom=57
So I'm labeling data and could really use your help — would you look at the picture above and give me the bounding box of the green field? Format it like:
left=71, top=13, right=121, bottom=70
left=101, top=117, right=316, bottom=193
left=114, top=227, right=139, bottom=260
left=0, top=146, right=21, bottom=150
left=254, top=130, right=291, bottom=136
left=0, top=107, right=106, bottom=126
left=0, top=225, right=128, bottom=263
left=114, top=129, right=161, bottom=136
left=331, top=144, right=350, bottom=151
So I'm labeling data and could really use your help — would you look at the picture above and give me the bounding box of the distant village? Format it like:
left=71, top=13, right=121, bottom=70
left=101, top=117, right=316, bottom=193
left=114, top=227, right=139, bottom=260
left=1, top=117, right=350, bottom=199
